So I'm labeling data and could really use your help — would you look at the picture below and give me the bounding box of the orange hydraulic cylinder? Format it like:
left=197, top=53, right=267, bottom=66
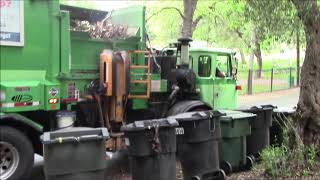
left=100, top=50, right=113, bottom=96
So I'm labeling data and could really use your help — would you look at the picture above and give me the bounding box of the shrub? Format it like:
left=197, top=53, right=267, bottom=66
left=259, top=113, right=319, bottom=178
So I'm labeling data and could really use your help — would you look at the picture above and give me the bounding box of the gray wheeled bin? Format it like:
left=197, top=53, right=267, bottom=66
left=171, top=111, right=225, bottom=180
left=121, top=118, right=178, bottom=180
left=239, top=105, right=275, bottom=158
left=219, top=110, right=256, bottom=174
left=41, top=127, right=109, bottom=180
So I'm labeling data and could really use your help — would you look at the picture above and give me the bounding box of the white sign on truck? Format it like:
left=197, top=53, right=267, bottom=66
left=0, top=0, right=24, bottom=46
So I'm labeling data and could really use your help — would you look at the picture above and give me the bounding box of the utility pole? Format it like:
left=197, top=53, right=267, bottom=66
left=247, top=52, right=254, bottom=95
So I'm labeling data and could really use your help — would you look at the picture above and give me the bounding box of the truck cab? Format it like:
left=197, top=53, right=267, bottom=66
left=162, top=47, right=239, bottom=110
left=190, top=47, right=238, bottom=110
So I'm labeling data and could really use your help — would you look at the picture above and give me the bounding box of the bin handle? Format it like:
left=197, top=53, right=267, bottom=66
left=209, top=117, right=215, bottom=133
left=43, top=135, right=105, bottom=144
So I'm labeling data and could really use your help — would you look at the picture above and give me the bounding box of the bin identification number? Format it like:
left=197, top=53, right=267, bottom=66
left=125, top=138, right=130, bottom=146
left=175, top=127, right=184, bottom=135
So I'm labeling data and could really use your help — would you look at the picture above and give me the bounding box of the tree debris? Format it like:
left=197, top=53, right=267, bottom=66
left=70, top=12, right=131, bottom=40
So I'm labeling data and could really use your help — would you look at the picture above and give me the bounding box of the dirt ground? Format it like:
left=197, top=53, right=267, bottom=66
left=104, top=160, right=320, bottom=180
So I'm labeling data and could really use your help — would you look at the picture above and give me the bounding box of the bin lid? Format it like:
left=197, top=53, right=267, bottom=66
left=273, top=107, right=296, bottom=114
left=121, top=118, right=178, bottom=132
left=237, top=104, right=276, bottom=112
left=219, top=110, right=256, bottom=122
left=41, top=127, right=109, bottom=144
left=169, top=110, right=225, bottom=122
left=56, top=110, right=76, bottom=117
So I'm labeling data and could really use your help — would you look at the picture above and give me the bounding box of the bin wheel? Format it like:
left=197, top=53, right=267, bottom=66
left=220, top=161, right=232, bottom=175
left=0, top=126, right=34, bottom=180
left=191, top=176, right=201, bottom=180
left=245, top=156, right=254, bottom=170
left=214, top=169, right=226, bottom=180
left=249, top=154, right=256, bottom=162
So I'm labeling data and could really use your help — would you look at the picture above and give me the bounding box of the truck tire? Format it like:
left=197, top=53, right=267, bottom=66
left=0, top=126, right=34, bottom=180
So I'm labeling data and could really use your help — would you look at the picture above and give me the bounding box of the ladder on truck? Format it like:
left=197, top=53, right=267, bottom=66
left=128, top=50, right=151, bottom=99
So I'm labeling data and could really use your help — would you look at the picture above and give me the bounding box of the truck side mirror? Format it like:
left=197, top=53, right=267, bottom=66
left=232, top=67, right=238, bottom=76
left=232, top=57, right=238, bottom=76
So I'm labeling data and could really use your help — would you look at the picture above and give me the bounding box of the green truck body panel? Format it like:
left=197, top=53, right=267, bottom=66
left=0, top=1, right=147, bottom=113
left=111, top=6, right=146, bottom=42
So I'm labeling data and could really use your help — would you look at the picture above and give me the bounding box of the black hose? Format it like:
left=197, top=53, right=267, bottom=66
left=93, top=94, right=105, bottom=127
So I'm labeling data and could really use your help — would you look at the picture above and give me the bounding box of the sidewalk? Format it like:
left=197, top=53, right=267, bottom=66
left=238, top=88, right=299, bottom=109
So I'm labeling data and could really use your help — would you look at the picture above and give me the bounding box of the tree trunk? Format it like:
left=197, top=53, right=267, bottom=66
left=291, top=0, right=320, bottom=148
left=254, top=44, right=263, bottom=79
left=240, top=49, right=247, bottom=65
left=252, top=29, right=263, bottom=78
left=181, top=0, right=198, bottom=37
left=247, top=50, right=255, bottom=95
left=296, top=26, right=300, bottom=86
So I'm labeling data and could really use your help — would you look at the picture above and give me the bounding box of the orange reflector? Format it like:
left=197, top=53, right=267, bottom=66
left=48, top=98, right=59, bottom=104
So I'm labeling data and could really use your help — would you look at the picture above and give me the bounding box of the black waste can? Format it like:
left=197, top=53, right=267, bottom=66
left=171, top=111, right=225, bottom=180
left=270, top=107, right=295, bottom=146
left=121, top=118, right=178, bottom=180
left=41, top=127, right=109, bottom=180
left=239, top=105, right=275, bottom=158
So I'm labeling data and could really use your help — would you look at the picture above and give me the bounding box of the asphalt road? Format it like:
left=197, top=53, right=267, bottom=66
left=29, top=88, right=299, bottom=180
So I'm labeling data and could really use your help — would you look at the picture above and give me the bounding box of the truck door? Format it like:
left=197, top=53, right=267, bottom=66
left=193, top=53, right=215, bottom=108
left=213, top=54, right=237, bottom=109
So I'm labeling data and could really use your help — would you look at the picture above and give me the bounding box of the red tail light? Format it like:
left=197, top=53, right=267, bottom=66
left=236, top=85, right=242, bottom=91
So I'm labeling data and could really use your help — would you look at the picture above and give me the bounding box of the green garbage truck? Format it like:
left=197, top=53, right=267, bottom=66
left=0, top=1, right=241, bottom=179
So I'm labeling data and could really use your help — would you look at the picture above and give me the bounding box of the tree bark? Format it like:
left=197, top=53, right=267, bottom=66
left=252, top=29, right=263, bottom=78
left=253, top=43, right=263, bottom=78
left=240, top=49, right=247, bottom=65
left=247, top=50, right=255, bottom=95
left=291, top=0, right=320, bottom=148
left=181, top=0, right=198, bottom=37
left=296, top=27, right=300, bottom=86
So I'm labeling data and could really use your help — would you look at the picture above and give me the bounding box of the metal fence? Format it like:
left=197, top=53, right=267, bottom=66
left=237, top=67, right=300, bottom=95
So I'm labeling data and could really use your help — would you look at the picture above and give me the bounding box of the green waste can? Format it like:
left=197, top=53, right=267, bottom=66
left=219, top=110, right=256, bottom=174
left=121, top=118, right=178, bottom=180
left=41, top=127, right=109, bottom=180
left=239, top=105, right=275, bottom=158
left=172, top=111, right=225, bottom=180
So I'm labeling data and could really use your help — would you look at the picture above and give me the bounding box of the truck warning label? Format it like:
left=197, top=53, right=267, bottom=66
left=49, top=88, right=58, bottom=97
left=0, top=0, right=24, bottom=46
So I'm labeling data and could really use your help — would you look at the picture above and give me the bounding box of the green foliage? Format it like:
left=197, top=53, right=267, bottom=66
left=245, top=0, right=299, bottom=40
left=146, top=1, right=183, bottom=46
left=259, top=115, right=319, bottom=178
left=193, top=0, right=251, bottom=50
left=145, top=0, right=303, bottom=58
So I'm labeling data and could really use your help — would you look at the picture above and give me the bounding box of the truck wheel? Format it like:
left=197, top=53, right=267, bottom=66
left=0, top=126, right=34, bottom=180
